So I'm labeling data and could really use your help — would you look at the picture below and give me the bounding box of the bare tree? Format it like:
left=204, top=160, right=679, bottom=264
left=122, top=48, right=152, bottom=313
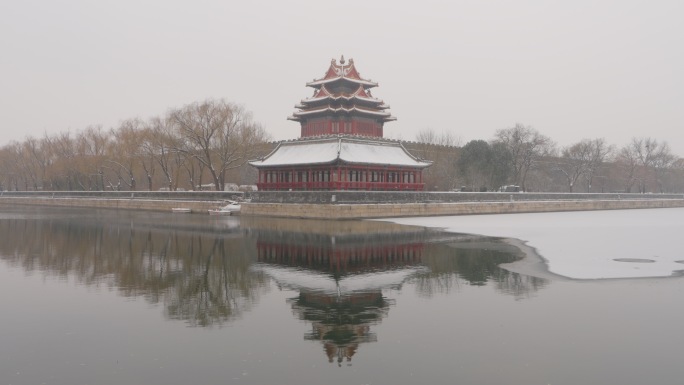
left=22, top=136, right=55, bottom=190
left=616, top=143, right=639, bottom=192
left=71, top=126, right=111, bottom=190
left=16, top=141, right=38, bottom=190
left=48, top=132, right=82, bottom=190
left=651, top=143, right=676, bottom=193
left=109, top=119, right=144, bottom=190
left=493, top=124, right=555, bottom=191
left=0, top=146, right=10, bottom=190
left=138, top=129, right=158, bottom=191
left=556, top=138, right=613, bottom=192
left=584, top=138, right=613, bottom=192
left=142, top=116, right=185, bottom=191
left=2, top=142, right=25, bottom=190
left=617, top=138, right=675, bottom=193
left=170, top=99, right=270, bottom=191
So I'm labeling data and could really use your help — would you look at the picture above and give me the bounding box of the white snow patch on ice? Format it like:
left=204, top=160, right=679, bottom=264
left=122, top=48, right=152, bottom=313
left=378, top=208, right=684, bottom=280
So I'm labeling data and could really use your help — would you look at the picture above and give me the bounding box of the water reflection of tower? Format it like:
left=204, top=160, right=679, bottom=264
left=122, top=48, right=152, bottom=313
left=247, top=218, right=430, bottom=366
left=291, top=290, right=387, bottom=366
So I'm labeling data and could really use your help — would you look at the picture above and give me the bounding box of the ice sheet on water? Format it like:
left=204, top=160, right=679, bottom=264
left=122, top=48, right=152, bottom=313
left=379, top=208, right=684, bottom=280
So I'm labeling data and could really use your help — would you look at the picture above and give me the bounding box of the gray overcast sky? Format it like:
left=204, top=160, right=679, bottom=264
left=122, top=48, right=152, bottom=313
left=1, top=0, right=683, bottom=155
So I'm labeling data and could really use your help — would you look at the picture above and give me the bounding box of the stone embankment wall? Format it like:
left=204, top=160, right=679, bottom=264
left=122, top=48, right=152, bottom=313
left=249, top=190, right=684, bottom=204
left=1, top=191, right=683, bottom=219
left=0, top=191, right=242, bottom=214
left=0, top=191, right=244, bottom=200
left=241, top=199, right=684, bottom=219
left=0, top=196, right=221, bottom=213
left=244, top=191, right=684, bottom=219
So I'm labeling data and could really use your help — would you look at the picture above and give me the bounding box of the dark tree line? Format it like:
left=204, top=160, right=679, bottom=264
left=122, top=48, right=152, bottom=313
left=412, top=124, right=682, bottom=193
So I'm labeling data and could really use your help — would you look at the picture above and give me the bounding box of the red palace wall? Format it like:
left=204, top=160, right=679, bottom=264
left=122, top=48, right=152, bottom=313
left=301, top=118, right=383, bottom=138
left=256, top=164, right=425, bottom=191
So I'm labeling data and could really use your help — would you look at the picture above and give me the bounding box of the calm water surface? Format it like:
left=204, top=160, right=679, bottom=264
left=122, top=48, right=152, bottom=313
left=0, top=206, right=682, bottom=385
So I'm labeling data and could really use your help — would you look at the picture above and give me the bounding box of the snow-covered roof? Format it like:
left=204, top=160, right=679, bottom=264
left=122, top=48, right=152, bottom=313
left=299, top=94, right=387, bottom=106
left=290, top=106, right=395, bottom=119
left=307, top=76, right=378, bottom=88
left=249, top=136, right=432, bottom=168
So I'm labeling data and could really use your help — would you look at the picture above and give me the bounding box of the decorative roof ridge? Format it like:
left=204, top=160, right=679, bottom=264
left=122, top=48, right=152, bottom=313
left=249, top=140, right=284, bottom=162
left=306, top=76, right=378, bottom=88
left=343, top=58, right=362, bottom=80
left=298, top=92, right=385, bottom=105
left=279, top=134, right=404, bottom=144
left=400, top=139, right=460, bottom=149
left=352, top=84, right=370, bottom=98
left=317, top=56, right=366, bottom=82
left=291, top=106, right=393, bottom=115
left=277, top=135, right=343, bottom=144
left=307, top=57, right=377, bottom=87
left=338, top=135, right=407, bottom=147
left=313, top=85, right=332, bottom=98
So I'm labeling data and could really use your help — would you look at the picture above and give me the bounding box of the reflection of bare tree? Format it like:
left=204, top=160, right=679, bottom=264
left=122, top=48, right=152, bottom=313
left=164, top=236, right=268, bottom=327
left=492, top=270, right=547, bottom=299
left=415, top=241, right=547, bottom=299
left=0, top=213, right=268, bottom=327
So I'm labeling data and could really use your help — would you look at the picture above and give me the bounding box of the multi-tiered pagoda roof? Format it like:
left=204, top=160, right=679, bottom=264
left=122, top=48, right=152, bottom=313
left=289, top=56, right=395, bottom=138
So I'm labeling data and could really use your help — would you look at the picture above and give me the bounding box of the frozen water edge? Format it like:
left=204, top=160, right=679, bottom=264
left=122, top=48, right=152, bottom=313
left=376, top=207, right=684, bottom=280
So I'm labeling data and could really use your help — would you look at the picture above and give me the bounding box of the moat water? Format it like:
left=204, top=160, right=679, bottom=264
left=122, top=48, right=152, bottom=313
left=1, top=206, right=682, bottom=385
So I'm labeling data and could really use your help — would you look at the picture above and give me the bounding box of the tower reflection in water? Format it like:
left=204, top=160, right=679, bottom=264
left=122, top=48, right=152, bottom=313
left=244, top=217, right=547, bottom=366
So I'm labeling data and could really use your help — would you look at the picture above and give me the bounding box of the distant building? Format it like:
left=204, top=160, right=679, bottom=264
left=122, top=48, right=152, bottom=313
left=250, top=56, right=431, bottom=191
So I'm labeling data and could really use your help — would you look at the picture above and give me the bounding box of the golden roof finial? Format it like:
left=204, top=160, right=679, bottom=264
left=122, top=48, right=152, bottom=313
left=340, top=55, right=346, bottom=65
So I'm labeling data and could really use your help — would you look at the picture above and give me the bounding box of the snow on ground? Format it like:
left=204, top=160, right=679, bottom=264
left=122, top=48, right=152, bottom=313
left=379, top=208, right=684, bottom=280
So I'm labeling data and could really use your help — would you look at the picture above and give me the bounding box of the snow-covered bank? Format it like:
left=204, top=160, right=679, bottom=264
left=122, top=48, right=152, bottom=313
left=379, top=208, right=684, bottom=280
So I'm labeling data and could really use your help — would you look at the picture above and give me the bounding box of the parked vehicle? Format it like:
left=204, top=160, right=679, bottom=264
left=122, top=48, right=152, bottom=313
left=498, top=185, right=521, bottom=192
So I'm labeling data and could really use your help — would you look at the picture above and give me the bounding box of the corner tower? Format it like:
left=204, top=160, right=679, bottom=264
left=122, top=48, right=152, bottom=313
left=250, top=57, right=431, bottom=191
left=288, top=56, right=395, bottom=138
